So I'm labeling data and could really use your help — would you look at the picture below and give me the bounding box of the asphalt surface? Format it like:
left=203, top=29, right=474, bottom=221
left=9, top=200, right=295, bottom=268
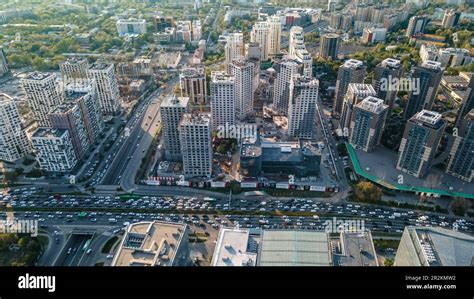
left=101, top=88, right=161, bottom=185
left=4, top=193, right=472, bottom=236
left=55, top=233, right=92, bottom=266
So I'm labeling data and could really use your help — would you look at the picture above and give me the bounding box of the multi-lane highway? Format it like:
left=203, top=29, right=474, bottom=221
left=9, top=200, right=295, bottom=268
left=101, top=77, right=177, bottom=186
left=3, top=192, right=472, bottom=235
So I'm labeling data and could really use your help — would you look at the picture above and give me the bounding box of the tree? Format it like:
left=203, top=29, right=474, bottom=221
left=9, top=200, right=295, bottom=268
left=384, top=259, right=394, bottom=267
left=337, top=143, right=348, bottom=156
left=451, top=197, right=471, bottom=217
left=353, top=181, right=382, bottom=203
left=2, top=171, right=18, bottom=184
left=216, top=144, right=226, bottom=154
left=17, top=236, right=32, bottom=249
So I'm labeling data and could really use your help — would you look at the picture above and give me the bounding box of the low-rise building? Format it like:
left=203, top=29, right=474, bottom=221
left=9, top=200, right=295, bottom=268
left=211, top=228, right=259, bottom=266
left=240, top=138, right=322, bottom=178
left=395, top=226, right=474, bottom=266
left=333, top=230, right=379, bottom=266
left=112, top=221, right=190, bottom=266
left=257, top=230, right=332, bottom=266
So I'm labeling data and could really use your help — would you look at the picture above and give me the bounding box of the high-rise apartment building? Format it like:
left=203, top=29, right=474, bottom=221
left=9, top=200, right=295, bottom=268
left=404, top=61, right=443, bottom=120
left=288, top=75, right=319, bottom=139
left=87, top=62, right=120, bottom=115
left=179, top=113, right=212, bottom=178
left=396, top=110, right=446, bottom=178
left=273, top=59, right=303, bottom=116
left=0, top=94, right=30, bottom=162
left=225, top=33, right=244, bottom=69
left=229, top=59, right=254, bottom=120
left=31, top=128, right=78, bottom=172
left=340, top=83, right=377, bottom=132
left=320, top=33, right=340, bottom=60
left=267, top=15, right=282, bottom=58
left=288, top=26, right=312, bottom=78
left=372, top=58, right=403, bottom=113
left=210, top=71, right=235, bottom=130
left=160, top=96, right=189, bottom=162
left=406, top=15, right=428, bottom=37
left=64, top=80, right=104, bottom=145
left=48, top=102, right=90, bottom=160
left=349, top=96, right=388, bottom=152
left=60, top=57, right=89, bottom=83
left=0, top=47, right=9, bottom=76
left=446, top=109, right=473, bottom=182
left=251, top=22, right=270, bottom=61
left=441, top=9, right=461, bottom=29
left=333, top=59, right=366, bottom=116
left=455, top=73, right=474, bottom=128
left=192, top=20, right=202, bottom=41
left=116, top=18, right=147, bottom=37
left=20, top=72, right=63, bottom=126
left=154, top=15, right=174, bottom=32
left=179, top=67, right=207, bottom=105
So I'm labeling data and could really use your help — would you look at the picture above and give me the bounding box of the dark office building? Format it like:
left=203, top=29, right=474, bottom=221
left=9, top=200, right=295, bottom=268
left=404, top=61, right=443, bottom=120
left=373, top=58, right=403, bottom=113
left=446, top=110, right=473, bottom=183
left=154, top=15, right=174, bottom=32
left=333, top=59, right=366, bottom=116
left=320, top=33, right=340, bottom=60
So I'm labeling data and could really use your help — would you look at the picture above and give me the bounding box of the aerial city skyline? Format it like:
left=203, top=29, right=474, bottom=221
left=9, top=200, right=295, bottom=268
left=0, top=0, right=472, bottom=272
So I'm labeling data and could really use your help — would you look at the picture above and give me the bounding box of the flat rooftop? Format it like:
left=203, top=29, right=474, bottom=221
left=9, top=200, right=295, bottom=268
left=261, top=141, right=302, bottom=163
left=0, top=93, right=13, bottom=104
left=406, top=226, right=474, bottom=266
left=258, top=230, right=332, bottom=266
left=89, top=62, right=112, bottom=70
left=160, top=95, right=189, bottom=108
left=293, top=75, right=319, bottom=87
left=50, top=102, right=77, bottom=114
left=348, top=83, right=376, bottom=95
left=211, top=71, right=234, bottom=83
left=62, top=57, right=88, bottom=64
left=334, top=230, right=378, bottom=267
left=347, top=143, right=474, bottom=199
left=32, top=128, right=67, bottom=139
left=180, top=112, right=210, bottom=126
left=23, top=72, right=54, bottom=81
left=241, top=143, right=262, bottom=158
left=112, top=221, right=187, bottom=266
left=211, top=228, right=258, bottom=266
left=343, top=59, right=364, bottom=69
left=357, top=96, right=387, bottom=113
left=380, top=58, right=401, bottom=69
left=181, top=67, right=205, bottom=78
left=322, top=33, right=339, bottom=38
left=411, top=110, right=444, bottom=129
left=421, top=60, right=443, bottom=70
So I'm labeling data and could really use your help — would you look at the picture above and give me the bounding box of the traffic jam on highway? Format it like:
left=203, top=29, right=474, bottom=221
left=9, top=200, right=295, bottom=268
left=79, top=86, right=164, bottom=187
left=1, top=189, right=472, bottom=235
